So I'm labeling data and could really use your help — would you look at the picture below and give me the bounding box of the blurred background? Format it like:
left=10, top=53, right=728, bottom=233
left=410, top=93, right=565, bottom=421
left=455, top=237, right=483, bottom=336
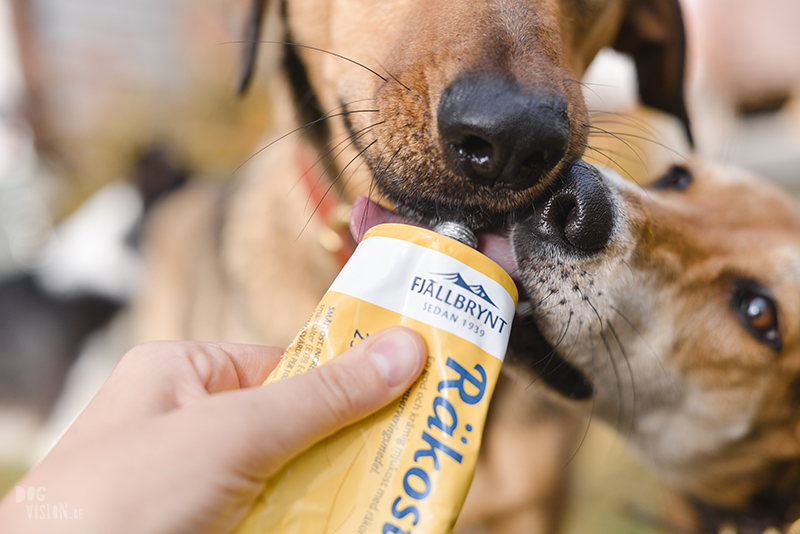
left=0, top=0, right=798, bottom=532
left=0, top=0, right=272, bottom=492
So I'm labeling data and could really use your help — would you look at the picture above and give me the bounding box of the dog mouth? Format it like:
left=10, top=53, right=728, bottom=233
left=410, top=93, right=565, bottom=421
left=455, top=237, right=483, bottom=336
left=349, top=196, right=593, bottom=401
left=348, top=195, right=519, bottom=279
left=508, top=313, right=593, bottom=401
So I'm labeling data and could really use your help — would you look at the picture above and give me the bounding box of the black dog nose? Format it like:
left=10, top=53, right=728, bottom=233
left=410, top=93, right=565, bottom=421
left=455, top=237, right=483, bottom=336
left=438, top=74, right=570, bottom=189
left=538, top=161, right=614, bottom=252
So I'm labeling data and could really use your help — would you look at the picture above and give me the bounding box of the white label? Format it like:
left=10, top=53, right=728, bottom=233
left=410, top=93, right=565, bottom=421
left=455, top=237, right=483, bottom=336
left=329, top=236, right=515, bottom=361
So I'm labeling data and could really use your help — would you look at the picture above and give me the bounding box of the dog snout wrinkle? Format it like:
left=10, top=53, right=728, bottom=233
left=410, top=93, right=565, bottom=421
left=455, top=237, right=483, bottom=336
left=437, top=75, right=569, bottom=190
left=539, top=161, right=614, bottom=252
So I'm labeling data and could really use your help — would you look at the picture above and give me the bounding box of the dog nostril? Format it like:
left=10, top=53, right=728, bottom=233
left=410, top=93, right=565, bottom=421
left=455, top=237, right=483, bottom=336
left=543, top=196, right=577, bottom=242
left=540, top=161, right=614, bottom=253
left=454, top=135, right=494, bottom=167
left=521, top=153, right=546, bottom=175
left=547, top=197, right=576, bottom=233
left=521, top=149, right=560, bottom=175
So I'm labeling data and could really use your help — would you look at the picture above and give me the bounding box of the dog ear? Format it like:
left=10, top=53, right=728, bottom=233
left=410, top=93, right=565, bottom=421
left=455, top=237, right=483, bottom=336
left=613, top=0, right=693, bottom=145
left=237, top=0, right=270, bottom=95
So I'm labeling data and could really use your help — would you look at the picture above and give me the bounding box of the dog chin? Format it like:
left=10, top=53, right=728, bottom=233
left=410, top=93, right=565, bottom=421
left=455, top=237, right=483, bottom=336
left=507, top=312, right=594, bottom=401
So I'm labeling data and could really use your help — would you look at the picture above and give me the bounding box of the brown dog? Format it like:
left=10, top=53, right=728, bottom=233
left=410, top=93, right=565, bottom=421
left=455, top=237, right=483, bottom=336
left=236, top=0, right=691, bottom=227
left=508, top=160, right=800, bottom=533
left=134, top=0, right=691, bottom=532
left=137, top=0, right=691, bottom=362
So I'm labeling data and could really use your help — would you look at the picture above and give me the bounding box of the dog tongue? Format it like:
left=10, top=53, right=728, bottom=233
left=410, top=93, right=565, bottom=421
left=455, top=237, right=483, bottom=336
left=349, top=196, right=425, bottom=242
left=349, top=196, right=518, bottom=281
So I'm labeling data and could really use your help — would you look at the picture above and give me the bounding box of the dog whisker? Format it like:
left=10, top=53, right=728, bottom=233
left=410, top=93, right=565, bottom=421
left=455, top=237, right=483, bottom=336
left=233, top=106, right=379, bottom=180
left=266, top=40, right=411, bottom=93
left=532, top=291, right=571, bottom=316
left=598, top=328, right=626, bottom=432
left=300, top=106, right=379, bottom=157
left=372, top=148, right=401, bottom=189
left=584, top=144, right=653, bottom=171
left=588, top=124, right=688, bottom=162
left=293, top=126, right=364, bottom=199
left=573, top=81, right=606, bottom=104
left=296, top=106, right=379, bottom=147
left=546, top=313, right=583, bottom=377
left=587, top=116, right=662, bottom=142
left=301, top=121, right=384, bottom=214
left=296, top=123, right=380, bottom=239
left=618, top=258, right=638, bottom=288
left=562, top=324, right=599, bottom=468
left=521, top=316, right=573, bottom=400
left=233, top=39, right=389, bottom=83
left=369, top=57, right=413, bottom=92
left=582, top=295, right=627, bottom=432
left=610, top=305, right=668, bottom=380
left=582, top=145, right=651, bottom=189
left=366, top=155, right=386, bottom=198
left=535, top=310, right=573, bottom=373
left=360, top=147, right=402, bottom=222
left=362, top=155, right=392, bottom=211
left=586, top=127, right=652, bottom=180
left=237, top=39, right=417, bottom=98
left=297, top=124, right=383, bottom=238
left=607, top=321, right=637, bottom=441
left=330, top=139, right=381, bottom=203
left=589, top=109, right=683, bottom=147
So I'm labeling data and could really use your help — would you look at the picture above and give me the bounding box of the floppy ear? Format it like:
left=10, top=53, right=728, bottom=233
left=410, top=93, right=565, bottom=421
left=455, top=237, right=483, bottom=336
left=237, top=0, right=270, bottom=95
left=613, top=0, right=693, bottom=145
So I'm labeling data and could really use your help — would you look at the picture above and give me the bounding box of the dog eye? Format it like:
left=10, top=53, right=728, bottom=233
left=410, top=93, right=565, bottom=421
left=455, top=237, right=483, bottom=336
left=734, top=288, right=781, bottom=351
left=651, top=166, right=692, bottom=191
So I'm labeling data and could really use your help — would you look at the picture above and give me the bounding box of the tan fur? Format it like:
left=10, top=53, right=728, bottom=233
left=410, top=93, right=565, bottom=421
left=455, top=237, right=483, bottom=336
left=511, top=160, right=800, bottom=529
left=136, top=140, right=340, bottom=347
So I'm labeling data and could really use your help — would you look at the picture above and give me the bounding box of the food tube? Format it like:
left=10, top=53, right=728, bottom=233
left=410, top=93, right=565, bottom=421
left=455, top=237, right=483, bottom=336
left=234, top=223, right=518, bottom=534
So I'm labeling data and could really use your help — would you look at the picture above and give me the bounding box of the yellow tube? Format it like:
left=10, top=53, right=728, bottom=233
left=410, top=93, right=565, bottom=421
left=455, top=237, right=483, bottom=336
left=234, top=223, right=518, bottom=534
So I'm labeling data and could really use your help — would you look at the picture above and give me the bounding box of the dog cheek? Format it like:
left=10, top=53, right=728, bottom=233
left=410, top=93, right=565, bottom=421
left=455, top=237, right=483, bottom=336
left=510, top=227, right=542, bottom=282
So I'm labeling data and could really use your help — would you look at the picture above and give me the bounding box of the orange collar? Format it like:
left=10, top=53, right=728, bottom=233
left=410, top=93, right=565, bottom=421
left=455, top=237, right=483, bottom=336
left=296, top=146, right=356, bottom=269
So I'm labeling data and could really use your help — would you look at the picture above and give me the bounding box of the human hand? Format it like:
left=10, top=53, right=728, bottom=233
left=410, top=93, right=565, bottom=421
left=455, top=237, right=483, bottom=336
left=0, top=327, right=426, bottom=534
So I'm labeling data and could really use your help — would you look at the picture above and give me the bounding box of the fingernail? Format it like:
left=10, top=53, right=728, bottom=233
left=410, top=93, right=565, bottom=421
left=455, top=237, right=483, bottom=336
left=369, top=329, right=422, bottom=387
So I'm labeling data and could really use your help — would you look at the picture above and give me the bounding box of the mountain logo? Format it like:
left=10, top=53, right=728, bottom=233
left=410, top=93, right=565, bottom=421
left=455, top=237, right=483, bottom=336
left=432, top=272, right=496, bottom=308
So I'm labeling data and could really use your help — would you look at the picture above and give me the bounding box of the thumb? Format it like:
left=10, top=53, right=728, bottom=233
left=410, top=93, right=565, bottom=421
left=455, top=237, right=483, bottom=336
left=220, top=326, right=427, bottom=477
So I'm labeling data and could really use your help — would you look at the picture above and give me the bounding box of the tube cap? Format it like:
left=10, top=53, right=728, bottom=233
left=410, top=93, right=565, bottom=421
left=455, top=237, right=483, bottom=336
left=432, top=221, right=477, bottom=249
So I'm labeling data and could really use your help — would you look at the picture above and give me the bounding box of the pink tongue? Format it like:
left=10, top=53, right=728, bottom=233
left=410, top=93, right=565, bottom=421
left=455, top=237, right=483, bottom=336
left=349, top=196, right=425, bottom=242
left=349, top=196, right=519, bottom=281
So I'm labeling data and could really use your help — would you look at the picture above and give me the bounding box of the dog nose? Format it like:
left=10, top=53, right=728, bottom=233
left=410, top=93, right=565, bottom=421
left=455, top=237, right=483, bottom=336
left=438, top=75, right=570, bottom=189
left=538, top=161, right=614, bottom=252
